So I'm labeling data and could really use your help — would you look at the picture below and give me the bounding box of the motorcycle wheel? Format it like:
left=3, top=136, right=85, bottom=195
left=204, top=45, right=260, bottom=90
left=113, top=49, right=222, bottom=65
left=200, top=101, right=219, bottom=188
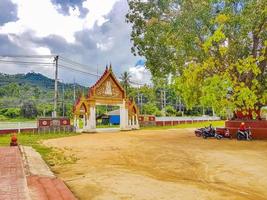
left=216, top=135, right=222, bottom=140
left=237, top=134, right=242, bottom=140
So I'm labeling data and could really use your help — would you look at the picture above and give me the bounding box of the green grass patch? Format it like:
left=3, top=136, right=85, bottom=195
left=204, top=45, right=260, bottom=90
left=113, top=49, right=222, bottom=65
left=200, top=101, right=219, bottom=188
left=141, top=120, right=225, bottom=130
left=0, top=132, right=79, bottom=166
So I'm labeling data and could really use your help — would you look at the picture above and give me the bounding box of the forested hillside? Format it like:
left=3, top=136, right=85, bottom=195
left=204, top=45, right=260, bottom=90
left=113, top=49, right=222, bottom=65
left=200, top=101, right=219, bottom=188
left=0, top=72, right=86, bottom=120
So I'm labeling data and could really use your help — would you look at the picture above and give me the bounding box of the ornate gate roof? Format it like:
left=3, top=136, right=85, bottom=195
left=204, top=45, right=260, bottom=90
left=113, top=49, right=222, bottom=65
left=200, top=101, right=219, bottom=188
left=87, top=65, right=126, bottom=104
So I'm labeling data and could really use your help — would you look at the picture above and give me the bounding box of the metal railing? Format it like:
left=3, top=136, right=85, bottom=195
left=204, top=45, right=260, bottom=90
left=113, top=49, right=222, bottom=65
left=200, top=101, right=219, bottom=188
left=0, top=122, right=37, bottom=132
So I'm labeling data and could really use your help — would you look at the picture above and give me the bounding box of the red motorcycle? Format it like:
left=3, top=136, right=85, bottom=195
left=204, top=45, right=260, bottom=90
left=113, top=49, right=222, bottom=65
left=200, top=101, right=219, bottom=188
left=215, top=127, right=232, bottom=139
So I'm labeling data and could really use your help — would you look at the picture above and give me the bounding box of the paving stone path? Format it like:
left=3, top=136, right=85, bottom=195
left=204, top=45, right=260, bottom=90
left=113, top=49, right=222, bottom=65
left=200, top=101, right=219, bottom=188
left=0, top=147, right=30, bottom=200
left=0, top=146, right=77, bottom=200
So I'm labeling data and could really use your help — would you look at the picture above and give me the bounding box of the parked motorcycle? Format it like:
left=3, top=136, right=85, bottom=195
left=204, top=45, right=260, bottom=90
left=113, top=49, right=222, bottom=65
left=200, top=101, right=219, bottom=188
left=195, top=125, right=231, bottom=140
left=215, top=128, right=232, bottom=140
left=237, top=128, right=252, bottom=140
left=195, top=128, right=205, bottom=137
left=202, top=125, right=216, bottom=139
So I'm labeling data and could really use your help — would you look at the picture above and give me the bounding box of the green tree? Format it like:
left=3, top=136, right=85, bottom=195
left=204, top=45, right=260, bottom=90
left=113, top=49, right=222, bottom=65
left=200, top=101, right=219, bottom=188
left=5, top=83, right=20, bottom=97
left=33, top=86, right=41, bottom=99
left=143, top=102, right=160, bottom=115
left=21, top=102, right=38, bottom=118
left=37, top=104, right=53, bottom=117
left=120, top=71, right=132, bottom=94
left=165, top=105, right=176, bottom=116
left=127, top=0, right=267, bottom=116
left=4, top=108, right=20, bottom=118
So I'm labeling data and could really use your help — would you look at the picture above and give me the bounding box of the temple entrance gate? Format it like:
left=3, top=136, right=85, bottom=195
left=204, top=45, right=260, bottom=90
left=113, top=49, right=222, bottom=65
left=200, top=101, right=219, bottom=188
left=73, top=65, right=139, bottom=132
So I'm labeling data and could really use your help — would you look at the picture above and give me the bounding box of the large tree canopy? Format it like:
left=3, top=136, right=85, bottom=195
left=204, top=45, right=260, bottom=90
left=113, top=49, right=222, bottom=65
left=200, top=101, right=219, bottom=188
left=127, top=0, right=267, bottom=116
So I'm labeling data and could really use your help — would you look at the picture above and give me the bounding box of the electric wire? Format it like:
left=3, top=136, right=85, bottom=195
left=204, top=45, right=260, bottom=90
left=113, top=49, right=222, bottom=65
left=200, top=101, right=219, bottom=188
left=58, top=64, right=99, bottom=77
left=59, top=56, right=92, bottom=69
left=58, top=57, right=100, bottom=77
left=0, top=59, right=54, bottom=65
left=0, top=55, right=55, bottom=58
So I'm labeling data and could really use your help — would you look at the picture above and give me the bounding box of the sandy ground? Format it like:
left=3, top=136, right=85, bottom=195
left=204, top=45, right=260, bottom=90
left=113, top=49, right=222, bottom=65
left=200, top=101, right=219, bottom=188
left=43, top=129, right=267, bottom=200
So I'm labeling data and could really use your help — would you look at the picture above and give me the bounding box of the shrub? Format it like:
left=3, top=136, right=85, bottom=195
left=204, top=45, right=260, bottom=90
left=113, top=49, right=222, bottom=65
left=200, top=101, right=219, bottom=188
left=0, top=108, right=8, bottom=115
left=0, top=115, right=8, bottom=121
left=165, top=105, right=176, bottom=116
left=4, top=108, right=20, bottom=118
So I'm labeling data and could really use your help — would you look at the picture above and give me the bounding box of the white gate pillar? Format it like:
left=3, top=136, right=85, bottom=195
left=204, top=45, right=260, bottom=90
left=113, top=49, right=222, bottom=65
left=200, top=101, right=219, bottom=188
left=120, top=99, right=129, bottom=130
left=77, top=118, right=80, bottom=129
left=132, top=115, right=135, bottom=126
left=74, top=115, right=81, bottom=132
left=73, top=115, right=77, bottom=128
left=89, top=106, right=96, bottom=130
left=136, top=114, right=140, bottom=129
left=86, top=113, right=90, bottom=127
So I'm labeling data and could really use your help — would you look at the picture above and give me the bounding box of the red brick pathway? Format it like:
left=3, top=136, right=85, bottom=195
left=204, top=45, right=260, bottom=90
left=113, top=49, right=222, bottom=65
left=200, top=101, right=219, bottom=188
left=0, top=147, right=29, bottom=200
left=27, top=176, right=77, bottom=200
left=0, top=147, right=77, bottom=200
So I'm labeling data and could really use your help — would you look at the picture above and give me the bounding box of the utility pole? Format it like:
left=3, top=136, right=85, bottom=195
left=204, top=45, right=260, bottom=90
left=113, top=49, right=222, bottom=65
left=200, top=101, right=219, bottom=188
left=140, top=93, right=143, bottom=114
left=137, top=92, right=139, bottom=106
left=163, top=90, right=166, bottom=108
left=137, top=91, right=143, bottom=115
left=160, top=89, right=166, bottom=109
left=160, top=89, right=166, bottom=116
left=179, top=96, right=182, bottom=112
left=73, top=78, right=76, bottom=103
left=62, top=81, right=65, bottom=117
left=53, top=55, right=59, bottom=118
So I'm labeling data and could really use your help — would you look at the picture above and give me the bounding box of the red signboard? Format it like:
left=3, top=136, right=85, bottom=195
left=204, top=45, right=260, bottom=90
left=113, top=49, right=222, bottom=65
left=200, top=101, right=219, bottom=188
left=38, top=119, right=51, bottom=127
left=60, top=118, right=70, bottom=126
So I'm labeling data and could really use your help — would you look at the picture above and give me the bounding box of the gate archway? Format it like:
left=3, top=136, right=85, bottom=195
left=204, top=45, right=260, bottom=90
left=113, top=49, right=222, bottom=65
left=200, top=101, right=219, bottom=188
left=73, top=65, right=139, bottom=132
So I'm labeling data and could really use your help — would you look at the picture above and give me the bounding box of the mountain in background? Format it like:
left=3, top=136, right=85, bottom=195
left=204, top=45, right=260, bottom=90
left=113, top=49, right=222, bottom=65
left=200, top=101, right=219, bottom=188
left=0, top=72, right=84, bottom=90
left=0, top=72, right=87, bottom=117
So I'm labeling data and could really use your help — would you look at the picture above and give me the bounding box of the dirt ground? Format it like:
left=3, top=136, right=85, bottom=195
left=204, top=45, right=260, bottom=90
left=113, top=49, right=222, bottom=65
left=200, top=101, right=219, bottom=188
left=43, top=129, right=267, bottom=200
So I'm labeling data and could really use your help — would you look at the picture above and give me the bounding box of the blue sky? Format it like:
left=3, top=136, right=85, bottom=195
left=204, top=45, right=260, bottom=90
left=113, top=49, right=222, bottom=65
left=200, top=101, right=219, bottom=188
left=0, top=0, right=150, bottom=86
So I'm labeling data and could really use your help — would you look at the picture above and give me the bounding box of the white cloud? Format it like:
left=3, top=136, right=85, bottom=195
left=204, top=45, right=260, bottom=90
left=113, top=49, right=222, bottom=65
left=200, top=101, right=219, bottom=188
left=0, top=0, right=120, bottom=43
left=82, top=0, right=120, bottom=28
left=0, top=0, right=143, bottom=86
left=96, top=37, right=113, bottom=51
left=69, top=6, right=81, bottom=17
left=129, top=65, right=151, bottom=85
left=34, top=47, right=51, bottom=55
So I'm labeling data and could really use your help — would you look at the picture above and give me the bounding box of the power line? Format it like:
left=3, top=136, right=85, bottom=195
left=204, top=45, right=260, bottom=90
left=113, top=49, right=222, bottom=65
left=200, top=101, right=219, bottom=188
left=59, top=60, right=99, bottom=75
left=0, top=55, right=55, bottom=58
left=0, top=59, right=54, bottom=65
left=58, top=64, right=99, bottom=77
left=59, top=56, right=97, bottom=72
